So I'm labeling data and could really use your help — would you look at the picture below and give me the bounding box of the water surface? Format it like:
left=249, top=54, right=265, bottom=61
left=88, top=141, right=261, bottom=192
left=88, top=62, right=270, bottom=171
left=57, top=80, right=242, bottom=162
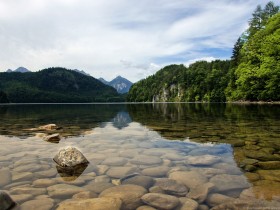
left=0, top=103, right=279, bottom=209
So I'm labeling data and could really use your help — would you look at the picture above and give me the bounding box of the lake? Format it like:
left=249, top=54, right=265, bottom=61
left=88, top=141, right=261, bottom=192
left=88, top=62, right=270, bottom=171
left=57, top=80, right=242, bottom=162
left=0, top=103, right=280, bottom=209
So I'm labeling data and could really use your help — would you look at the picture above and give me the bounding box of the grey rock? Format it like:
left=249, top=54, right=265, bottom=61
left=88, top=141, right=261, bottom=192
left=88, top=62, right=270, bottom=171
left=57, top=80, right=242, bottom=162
left=9, top=186, right=46, bottom=196
left=47, top=184, right=84, bottom=198
left=0, top=168, right=11, bottom=187
left=141, top=193, right=180, bottom=210
left=209, top=174, right=250, bottom=192
left=154, top=178, right=188, bottom=196
left=206, top=193, right=235, bottom=207
left=10, top=194, right=33, bottom=204
left=136, top=206, right=157, bottom=210
left=85, top=181, right=114, bottom=194
left=56, top=197, right=122, bottom=210
left=20, top=198, right=54, bottom=210
left=169, top=171, right=208, bottom=189
left=43, top=133, right=61, bottom=143
left=185, top=155, right=221, bottom=166
left=100, top=184, right=147, bottom=210
left=102, top=157, right=127, bottom=166
left=72, top=191, right=98, bottom=199
left=130, top=155, right=162, bottom=165
left=142, top=166, right=170, bottom=177
left=179, top=197, right=199, bottom=210
left=106, top=166, right=138, bottom=179
left=187, top=183, right=214, bottom=203
left=122, top=175, right=154, bottom=189
left=0, top=191, right=16, bottom=210
left=53, top=146, right=89, bottom=167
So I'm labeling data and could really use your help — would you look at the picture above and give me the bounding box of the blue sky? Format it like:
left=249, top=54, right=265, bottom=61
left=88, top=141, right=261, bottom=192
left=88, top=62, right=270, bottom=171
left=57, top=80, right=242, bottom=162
left=0, top=0, right=279, bottom=82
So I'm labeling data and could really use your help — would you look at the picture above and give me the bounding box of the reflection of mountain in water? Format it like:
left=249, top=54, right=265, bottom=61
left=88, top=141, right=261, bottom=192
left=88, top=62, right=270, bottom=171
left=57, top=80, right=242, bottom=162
left=111, top=111, right=132, bottom=129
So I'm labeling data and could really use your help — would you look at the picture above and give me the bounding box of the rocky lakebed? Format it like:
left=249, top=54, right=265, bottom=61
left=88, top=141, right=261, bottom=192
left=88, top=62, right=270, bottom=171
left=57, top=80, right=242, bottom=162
left=0, top=121, right=280, bottom=210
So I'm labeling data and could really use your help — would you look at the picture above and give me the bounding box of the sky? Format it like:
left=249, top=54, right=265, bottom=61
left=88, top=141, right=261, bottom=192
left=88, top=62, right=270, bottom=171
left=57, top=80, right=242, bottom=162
left=0, top=0, right=279, bottom=82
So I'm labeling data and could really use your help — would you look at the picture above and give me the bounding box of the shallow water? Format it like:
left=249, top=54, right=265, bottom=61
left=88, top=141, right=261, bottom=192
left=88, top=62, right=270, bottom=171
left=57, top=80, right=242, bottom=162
left=0, top=103, right=279, bottom=209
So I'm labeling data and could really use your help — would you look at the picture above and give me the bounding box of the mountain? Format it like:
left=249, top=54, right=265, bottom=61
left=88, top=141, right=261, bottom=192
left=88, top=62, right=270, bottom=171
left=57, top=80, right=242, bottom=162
left=0, top=67, right=124, bottom=103
left=99, top=76, right=133, bottom=94
left=6, top=67, right=31, bottom=73
left=98, top=77, right=109, bottom=85
left=73, top=69, right=91, bottom=76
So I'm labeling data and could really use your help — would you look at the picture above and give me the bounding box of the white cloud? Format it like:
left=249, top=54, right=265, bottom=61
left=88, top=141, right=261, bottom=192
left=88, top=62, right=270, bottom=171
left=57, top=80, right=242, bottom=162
left=0, top=0, right=278, bottom=82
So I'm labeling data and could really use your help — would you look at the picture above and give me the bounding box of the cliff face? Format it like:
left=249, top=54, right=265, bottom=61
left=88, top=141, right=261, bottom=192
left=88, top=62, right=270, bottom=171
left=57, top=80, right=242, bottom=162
left=152, top=84, right=185, bottom=102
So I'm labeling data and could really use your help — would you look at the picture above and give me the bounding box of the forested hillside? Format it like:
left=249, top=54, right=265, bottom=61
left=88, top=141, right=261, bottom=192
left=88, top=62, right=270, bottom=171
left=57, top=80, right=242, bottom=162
left=127, top=2, right=280, bottom=102
left=0, top=68, right=124, bottom=103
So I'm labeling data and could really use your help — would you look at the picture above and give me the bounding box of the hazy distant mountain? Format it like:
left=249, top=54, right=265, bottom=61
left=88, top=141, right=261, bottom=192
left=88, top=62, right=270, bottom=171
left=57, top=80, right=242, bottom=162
left=98, top=78, right=109, bottom=85
left=73, top=69, right=91, bottom=76
left=6, top=67, right=31, bottom=73
left=99, top=76, right=133, bottom=94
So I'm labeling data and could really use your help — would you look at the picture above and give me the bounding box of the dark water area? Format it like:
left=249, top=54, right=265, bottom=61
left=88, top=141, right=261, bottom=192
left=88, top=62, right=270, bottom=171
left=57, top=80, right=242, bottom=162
left=0, top=103, right=280, bottom=209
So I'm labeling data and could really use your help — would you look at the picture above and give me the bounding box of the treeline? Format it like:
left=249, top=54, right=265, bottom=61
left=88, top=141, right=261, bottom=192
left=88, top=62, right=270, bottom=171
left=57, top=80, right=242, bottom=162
left=127, top=2, right=280, bottom=102
left=0, top=67, right=125, bottom=103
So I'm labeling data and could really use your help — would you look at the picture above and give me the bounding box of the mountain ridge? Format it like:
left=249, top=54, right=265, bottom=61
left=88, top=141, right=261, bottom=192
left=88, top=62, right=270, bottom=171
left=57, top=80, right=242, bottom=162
left=99, top=76, right=133, bottom=94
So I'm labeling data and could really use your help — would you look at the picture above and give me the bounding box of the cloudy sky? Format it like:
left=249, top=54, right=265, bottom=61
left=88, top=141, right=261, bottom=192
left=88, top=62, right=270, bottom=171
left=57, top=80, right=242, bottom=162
left=0, top=0, right=278, bottom=82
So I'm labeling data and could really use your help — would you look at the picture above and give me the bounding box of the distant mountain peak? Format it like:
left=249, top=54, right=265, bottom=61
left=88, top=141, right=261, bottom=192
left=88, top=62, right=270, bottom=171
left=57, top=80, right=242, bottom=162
left=99, top=76, right=133, bottom=94
left=6, top=67, right=30, bottom=73
left=72, top=69, right=91, bottom=76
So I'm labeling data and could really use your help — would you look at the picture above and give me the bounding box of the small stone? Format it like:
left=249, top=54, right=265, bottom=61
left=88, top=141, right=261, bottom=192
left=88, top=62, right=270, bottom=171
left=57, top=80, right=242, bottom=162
left=122, top=175, right=154, bottom=189
left=35, top=168, right=57, bottom=178
left=102, top=157, right=127, bottom=166
left=169, top=171, right=208, bottom=189
left=12, top=172, right=34, bottom=182
left=210, top=174, right=250, bottom=192
left=100, top=184, right=147, bottom=210
left=85, top=181, right=114, bottom=194
left=106, top=166, right=138, bottom=178
left=179, top=197, right=199, bottom=210
left=257, top=161, right=280, bottom=170
left=53, top=146, right=89, bottom=167
left=154, top=178, right=188, bottom=196
left=20, top=198, right=54, bottom=210
left=56, top=197, right=122, bottom=210
left=43, top=133, right=61, bottom=143
left=149, top=186, right=164, bottom=194
left=72, top=191, right=98, bottom=199
left=94, top=175, right=111, bottom=183
left=187, top=183, right=214, bottom=203
left=32, top=179, right=57, bottom=187
left=11, top=194, right=33, bottom=204
left=130, top=155, right=162, bottom=165
left=96, top=165, right=109, bottom=175
left=198, top=204, right=209, bottom=210
left=0, top=168, right=11, bottom=187
left=141, top=193, right=180, bottom=210
left=38, top=124, right=58, bottom=130
left=185, top=155, right=221, bottom=166
left=136, top=205, right=157, bottom=210
left=9, top=187, right=47, bottom=196
left=0, top=191, right=16, bottom=210
left=257, top=170, right=280, bottom=182
left=142, top=166, right=170, bottom=177
left=206, top=193, right=235, bottom=207
left=47, top=184, right=84, bottom=198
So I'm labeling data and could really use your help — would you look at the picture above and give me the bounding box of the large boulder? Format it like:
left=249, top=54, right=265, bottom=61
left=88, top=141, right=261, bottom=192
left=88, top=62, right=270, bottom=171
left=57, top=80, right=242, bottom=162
left=53, top=146, right=89, bottom=168
left=0, top=191, right=16, bottom=210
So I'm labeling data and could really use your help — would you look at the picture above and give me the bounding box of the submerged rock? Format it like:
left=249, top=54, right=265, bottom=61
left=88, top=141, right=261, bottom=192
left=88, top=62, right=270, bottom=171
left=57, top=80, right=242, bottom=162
left=99, top=184, right=147, bottom=210
left=0, top=191, right=17, bottom=210
left=43, top=133, right=61, bottom=143
left=57, top=198, right=122, bottom=210
left=53, top=146, right=89, bottom=168
left=154, top=178, right=188, bottom=196
left=141, top=193, right=180, bottom=210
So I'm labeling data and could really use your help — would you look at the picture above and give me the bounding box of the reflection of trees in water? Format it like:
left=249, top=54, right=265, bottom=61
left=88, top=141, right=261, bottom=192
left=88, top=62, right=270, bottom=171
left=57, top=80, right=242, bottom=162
left=0, top=104, right=128, bottom=137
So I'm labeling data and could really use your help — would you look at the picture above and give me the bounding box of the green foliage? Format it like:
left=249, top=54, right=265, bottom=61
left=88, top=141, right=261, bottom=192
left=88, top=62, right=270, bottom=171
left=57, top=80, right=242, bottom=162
left=0, top=67, right=124, bottom=103
left=127, top=61, right=231, bottom=102
left=228, top=12, right=280, bottom=101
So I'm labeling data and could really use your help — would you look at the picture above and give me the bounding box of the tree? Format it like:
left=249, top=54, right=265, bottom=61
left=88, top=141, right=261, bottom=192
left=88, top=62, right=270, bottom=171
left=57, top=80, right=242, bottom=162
left=0, top=91, right=9, bottom=103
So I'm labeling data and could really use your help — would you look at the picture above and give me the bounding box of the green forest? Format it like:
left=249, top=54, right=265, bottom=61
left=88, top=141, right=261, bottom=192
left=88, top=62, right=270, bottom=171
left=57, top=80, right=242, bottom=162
left=127, top=2, right=280, bottom=102
left=0, top=68, right=124, bottom=103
